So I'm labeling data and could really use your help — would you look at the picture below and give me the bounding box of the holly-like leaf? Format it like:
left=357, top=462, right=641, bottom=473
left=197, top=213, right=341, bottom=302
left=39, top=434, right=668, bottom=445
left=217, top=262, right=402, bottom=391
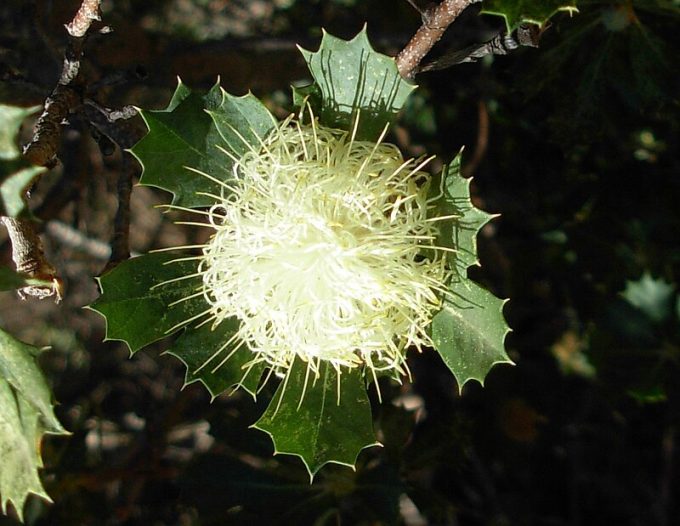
left=431, top=279, right=513, bottom=390
left=481, top=0, right=579, bottom=30
left=89, top=253, right=207, bottom=354
left=166, top=319, right=265, bottom=399
left=254, top=359, right=380, bottom=479
left=622, top=272, right=675, bottom=323
left=131, top=80, right=225, bottom=208
left=0, top=160, right=46, bottom=217
left=0, top=104, right=47, bottom=218
left=0, top=328, right=68, bottom=521
left=132, top=80, right=275, bottom=209
left=299, top=27, right=416, bottom=139
left=208, top=90, right=276, bottom=161
left=0, top=266, right=50, bottom=291
left=427, top=152, right=496, bottom=276
left=0, top=105, right=39, bottom=161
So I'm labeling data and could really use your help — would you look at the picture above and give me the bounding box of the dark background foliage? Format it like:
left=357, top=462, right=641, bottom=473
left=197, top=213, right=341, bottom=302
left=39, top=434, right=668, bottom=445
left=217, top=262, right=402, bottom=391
left=1, top=0, right=679, bottom=524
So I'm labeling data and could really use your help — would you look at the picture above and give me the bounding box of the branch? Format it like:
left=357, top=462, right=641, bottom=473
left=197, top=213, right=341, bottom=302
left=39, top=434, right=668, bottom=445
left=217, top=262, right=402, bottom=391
left=0, top=217, right=62, bottom=300
left=104, top=154, right=136, bottom=273
left=1, top=0, right=102, bottom=300
left=23, top=0, right=102, bottom=167
left=396, top=0, right=482, bottom=78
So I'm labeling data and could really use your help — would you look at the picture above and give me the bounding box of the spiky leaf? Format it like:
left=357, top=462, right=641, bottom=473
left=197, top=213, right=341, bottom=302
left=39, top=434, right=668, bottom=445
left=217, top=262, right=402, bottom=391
left=427, top=152, right=495, bottom=276
left=0, top=328, right=68, bottom=521
left=208, top=90, right=276, bottom=161
left=299, top=27, right=416, bottom=139
left=166, top=320, right=265, bottom=399
left=431, top=280, right=512, bottom=390
left=254, top=359, right=379, bottom=479
left=481, top=0, right=579, bottom=30
left=89, top=253, right=206, bottom=354
left=0, top=160, right=46, bottom=217
left=132, top=80, right=275, bottom=208
left=0, top=105, right=39, bottom=161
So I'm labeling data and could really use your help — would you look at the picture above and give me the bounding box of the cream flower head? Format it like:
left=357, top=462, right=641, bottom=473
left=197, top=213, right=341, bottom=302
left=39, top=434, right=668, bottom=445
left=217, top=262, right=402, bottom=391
left=186, top=112, right=451, bottom=387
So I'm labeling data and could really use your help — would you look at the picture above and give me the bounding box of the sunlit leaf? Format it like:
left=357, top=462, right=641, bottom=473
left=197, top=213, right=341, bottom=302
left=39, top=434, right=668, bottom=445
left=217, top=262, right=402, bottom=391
left=254, top=359, right=379, bottom=479
left=0, top=105, right=39, bottom=161
left=89, top=253, right=207, bottom=353
left=299, top=27, right=416, bottom=139
left=0, top=160, right=46, bottom=218
left=431, top=279, right=512, bottom=390
left=427, top=152, right=495, bottom=276
left=166, top=319, right=265, bottom=399
left=481, top=0, right=579, bottom=30
left=0, top=328, right=68, bottom=521
left=132, top=80, right=275, bottom=208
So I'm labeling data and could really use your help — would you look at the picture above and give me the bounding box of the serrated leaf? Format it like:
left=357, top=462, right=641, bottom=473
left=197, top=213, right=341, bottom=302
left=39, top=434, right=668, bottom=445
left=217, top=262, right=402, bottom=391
left=89, top=253, right=207, bottom=354
left=254, top=359, right=379, bottom=479
left=0, top=105, right=39, bottom=161
left=481, top=0, right=579, bottom=30
left=427, top=152, right=495, bottom=276
left=166, top=319, right=265, bottom=399
left=132, top=80, right=225, bottom=208
left=208, top=89, right=276, bottom=160
left=0, top=104, right=47, bottom=218
left=299, top=27, right=416, bottom=139
left=132, top=80, right=275, bottom=208
left=431, top=280, right=512, bottom=390
left=622, top=271, right=675, bottom=323
left=0, top=327, right=68, bottom=521
left=0, top=160, right=46, bottom=217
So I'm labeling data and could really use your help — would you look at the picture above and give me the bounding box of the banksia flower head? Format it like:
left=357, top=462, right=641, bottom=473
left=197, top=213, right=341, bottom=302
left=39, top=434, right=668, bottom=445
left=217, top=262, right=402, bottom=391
left=192, top=111, right=451, bottom=387
left=94, top=30, right=511, bottom=475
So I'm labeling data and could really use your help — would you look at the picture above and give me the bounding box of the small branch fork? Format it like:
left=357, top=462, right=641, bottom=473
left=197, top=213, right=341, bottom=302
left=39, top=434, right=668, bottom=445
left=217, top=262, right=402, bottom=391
left=397, top=0, right=483, bottom=78
left=396, top=1, right=547, bottom=178
left=1, top=0, right=141, bottom=300
left=397, top=0, right=545, bottom=78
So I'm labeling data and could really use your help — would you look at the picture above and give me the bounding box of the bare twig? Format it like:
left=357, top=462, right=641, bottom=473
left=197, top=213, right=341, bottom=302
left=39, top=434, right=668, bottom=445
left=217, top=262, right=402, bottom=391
left=462, top=99, right=489, bottom=178
left=65, top=0, right=102, bottom=39
left=1, top=217, right=62, bottom=300
left=104, top=155, right=136, bottom=272
left=396, top=0, right=482, bottom=78
left=23, top=0, right=102, bottom=167
left=1, top=0, right=102, bottom=301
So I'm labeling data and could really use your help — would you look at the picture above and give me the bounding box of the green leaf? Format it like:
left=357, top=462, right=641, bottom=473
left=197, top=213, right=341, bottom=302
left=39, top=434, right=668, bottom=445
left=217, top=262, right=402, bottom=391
left=0, top=104, right=47, bottom=217
left=431, top=280, right=513, bottom=390
left=254, top=359, right=379, bottom=479
left=0, top=105, right=39, bottom=161
left=132, top=80, right=274, bottom=208
left=481, top=0, right=579, bottom=30
left=0, top=266, right=50, bottom=291
left=0, top=160, right=47, bottom=217
left=132, top=80, right=224, bottom=208
left=427, top=152, right=496, bottom=276
left=166, top=319, right=265, bottom=399
left=291, top=83, right=322, bottom=114
left=208, top=90, right=276, bottom=161
left=0, top=327, right=68, bottom=521
left=622, top=272, right=675, bottom=323
left=299, top=27, right=416, bottom=139
left=89, top=253, right=207, bottom=354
